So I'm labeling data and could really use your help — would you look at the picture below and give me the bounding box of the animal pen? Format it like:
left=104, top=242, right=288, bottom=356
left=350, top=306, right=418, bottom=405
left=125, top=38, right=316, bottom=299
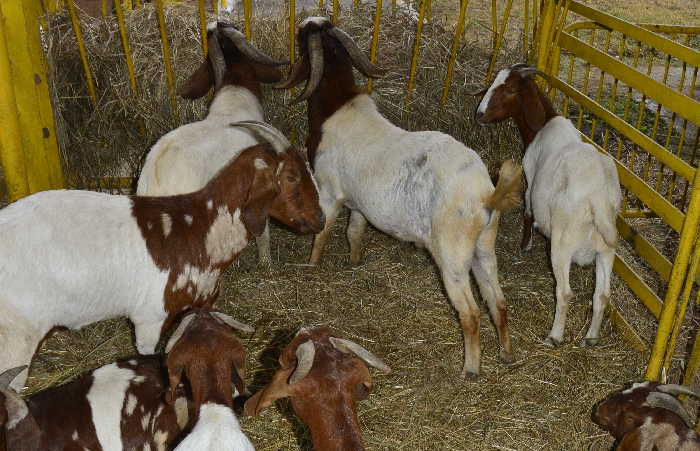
left=0, top=0, right=699, bottom=448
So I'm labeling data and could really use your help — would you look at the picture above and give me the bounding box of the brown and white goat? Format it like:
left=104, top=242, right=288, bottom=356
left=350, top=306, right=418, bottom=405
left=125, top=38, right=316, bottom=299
left=277, top=17, right=521, bottom=378
left=593, top=381, right=700, bottom=450
left=0, top=121, right=323, bottom=391
left=138, top=21, right=288, bottom=265
left=0, top=356, right=191, bottom=451
left=244, top=327, right=391, bottom=451
left=165, top=309, right=255, bottom=450
left=475, top=63, right=621, bottom=347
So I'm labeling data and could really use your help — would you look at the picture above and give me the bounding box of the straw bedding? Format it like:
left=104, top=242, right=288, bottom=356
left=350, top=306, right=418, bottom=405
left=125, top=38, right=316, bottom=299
left=23, top=2, right=699, bottom=450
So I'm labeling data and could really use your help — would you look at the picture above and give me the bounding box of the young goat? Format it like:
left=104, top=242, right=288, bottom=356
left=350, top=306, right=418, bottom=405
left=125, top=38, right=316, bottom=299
left=278, top=17, right=522, bottom=378
left=165, top=309, right=256, bottom=450
left=244, top=328, right=390, bottom=451
left=138, top=21, right=287, bottom=265
left=593, top=381, right=700, bottom=450
left=0, top=356, right=192, bottom=451
left=0, top=121, right=323, bottom=390
left=475, top=63, right=621, bottom=347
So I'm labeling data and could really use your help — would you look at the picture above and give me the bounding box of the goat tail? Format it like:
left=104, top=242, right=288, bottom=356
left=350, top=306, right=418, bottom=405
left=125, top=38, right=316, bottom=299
left=485, top=160, right=523, bottom=212
left=592, top=200, right=618, bottom=249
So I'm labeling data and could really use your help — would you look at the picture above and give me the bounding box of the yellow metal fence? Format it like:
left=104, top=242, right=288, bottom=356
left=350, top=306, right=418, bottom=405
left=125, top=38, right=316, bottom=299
left=1, top=0, right=699, bottom=386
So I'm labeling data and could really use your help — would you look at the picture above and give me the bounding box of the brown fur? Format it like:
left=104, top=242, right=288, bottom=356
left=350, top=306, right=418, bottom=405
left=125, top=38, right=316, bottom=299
left=244, top=328, right=374, bottom=451
left=593, top=382, right=700, bottom=450
left=484, top=160, right=523, bottom=211
left=178, top=23, right=283, bottom=101
left=165, top=310, right=248, bottom=412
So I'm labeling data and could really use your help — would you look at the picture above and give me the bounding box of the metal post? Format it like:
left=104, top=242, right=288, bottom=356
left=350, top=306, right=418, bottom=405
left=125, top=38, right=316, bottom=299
left=367, top=0, right=382, bottom=93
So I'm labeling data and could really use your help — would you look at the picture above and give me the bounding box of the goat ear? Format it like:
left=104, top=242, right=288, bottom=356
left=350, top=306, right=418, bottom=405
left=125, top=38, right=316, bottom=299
left=241, top=158, right=279, bottom=237
left=253, top=63, right=284, bottom=84
left=166, top=365, right=184, bottom=405
left=178, top=59, right=214, bottom=99
left=231, top=358, right=249, bottom=398
left=243, top=370, right=292, bottom=416
left=521, top=82, right=546, bottom=132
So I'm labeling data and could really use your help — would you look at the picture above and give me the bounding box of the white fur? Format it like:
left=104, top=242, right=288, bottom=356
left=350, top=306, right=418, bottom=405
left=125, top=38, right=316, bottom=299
left=311, top=94, right=513, bottom=376
left=87, top=364, right=135, bottom=451
left=0, top=191, right=170, bottom=388
left=477, top=69, right=510, bottom=114
left=174, top=403, right=254, bottom=451
left=137, top=85, right=272, bottom=264
left=522, top=116, right=621, bottom=345
left=206, top=207, right=247, bottom=264
left=301, top=16, right=330, bottom=27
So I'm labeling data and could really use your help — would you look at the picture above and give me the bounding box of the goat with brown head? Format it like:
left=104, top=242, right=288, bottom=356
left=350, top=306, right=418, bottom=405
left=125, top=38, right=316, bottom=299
left=244, top=328, right=391, bottom=451
left=593, top=381, right=700, bottom=450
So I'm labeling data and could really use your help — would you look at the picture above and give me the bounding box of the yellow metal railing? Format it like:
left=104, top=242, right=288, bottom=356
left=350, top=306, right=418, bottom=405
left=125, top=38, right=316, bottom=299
left=536, top=0, right=700, bottom=383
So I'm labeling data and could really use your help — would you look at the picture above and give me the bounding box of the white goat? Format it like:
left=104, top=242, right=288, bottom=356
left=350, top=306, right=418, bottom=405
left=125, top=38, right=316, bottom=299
left=174, top=403, right=255, bottom=451
left=279, top=18, right=523, bottom=378
left=137, top=21, right=286, bottom=265
left=476, top=64, right=621, bottom=347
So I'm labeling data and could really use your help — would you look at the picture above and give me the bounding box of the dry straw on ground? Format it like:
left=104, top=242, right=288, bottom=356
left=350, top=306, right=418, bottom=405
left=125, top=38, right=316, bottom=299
left=30, top=3, right=699, bottom=450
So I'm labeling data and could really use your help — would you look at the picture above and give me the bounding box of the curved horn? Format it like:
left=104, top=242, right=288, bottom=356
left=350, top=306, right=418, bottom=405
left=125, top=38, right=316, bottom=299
left=513, top=64, right=547, bottom=79
left=219, top=26, right=288, bottom=66
left=327, top=27, right=386, bottom=79
left=275, top=54, right=310, bottom=90
left=329, top=337, right=392, bottom=374
left=0, top=366, right=27, bottom=389
left=229, top=120, right=291, bottom=154
left=657, top=384, right=700, bottom=399
left=290, top=32, right=324, bottom=104
left=289, top=339, right=315, bottom=384
left=211, top=312, right=255, bottom=334
left=208, top=31, right=227, bottom=91
left=644, top=392, right=694, bottom=427
left=165, top=312, right=197, bottom=353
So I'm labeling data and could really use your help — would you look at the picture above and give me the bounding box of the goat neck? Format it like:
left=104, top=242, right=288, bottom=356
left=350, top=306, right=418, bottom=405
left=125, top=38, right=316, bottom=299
left=296, top=399, right=365, bottom=451
left=514, top=80, right=558, bottom=148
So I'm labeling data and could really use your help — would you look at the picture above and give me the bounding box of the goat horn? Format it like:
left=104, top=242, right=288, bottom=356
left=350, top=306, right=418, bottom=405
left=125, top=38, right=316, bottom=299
left=0, top=366, right=27, bottom=389
left=643, top=392, right=694, bottom=428
left=208, top=31, right=227, bottom=91
left=165, top=312, right=197, bottom=354
left=513, top=64, right=547, bottom=79
left=466, top=87, right=488, bottom=96
left=290, top=32, right=323, bottom=105
left=289, top=339, right=315, bottom=384
left=229, top=120, right=290, bottom=155
left=327, top=27, right=386, bottom=79
left=657, top=384, right=700, bottom=399
left=275, top=54, right=309, bottom=90
left=219, top=26, right=288, bottom=66
left=329, top=337, right=392, bottom=374
left=211, top=312, right=255, bottom=334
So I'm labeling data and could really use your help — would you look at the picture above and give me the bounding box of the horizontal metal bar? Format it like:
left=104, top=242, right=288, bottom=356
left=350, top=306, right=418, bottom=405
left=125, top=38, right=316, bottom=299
left=617, top=215, right=672, bottom=282
left=613, top=254, right=663, bottom=318
left=568, top=1, right=700, bottom=67
left=566, top=21, right=700, bottom=37
left=607, top=301, right=648, bottom=351
left=559, top=32, right=700, bottom=127
left=548, top=76, right=696, bottom=182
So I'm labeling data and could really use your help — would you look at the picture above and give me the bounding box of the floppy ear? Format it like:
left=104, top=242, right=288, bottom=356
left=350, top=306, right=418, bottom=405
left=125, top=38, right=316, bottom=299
left=166, top=364, right=184, bottom=405
left=243, top=370, right=293, bottom=416
left=522, top=81, right=546, bottom=132
left=253, top=63, right=284, bottom=84
left=231, top=361, right=249, bottom=398
left=241, top=158, right=280, bottom=237
left=179, top=59, right=214, bottom=99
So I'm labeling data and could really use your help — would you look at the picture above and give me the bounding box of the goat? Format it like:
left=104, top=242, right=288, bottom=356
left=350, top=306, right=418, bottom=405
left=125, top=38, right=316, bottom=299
left=593, top=381, right=700, bottom=450
left=0, top=121, right=323, bottom=391
left=137, top=21, right=288, bottom=265
left=0, top=357, right=191, bottom=451
left=475, top=63, right=622, bottom=347
left=244, top=327, right=390, bottom=451
left=165, top=309, right=256, bottom=450
left=277, top=17, right=522, bottom=378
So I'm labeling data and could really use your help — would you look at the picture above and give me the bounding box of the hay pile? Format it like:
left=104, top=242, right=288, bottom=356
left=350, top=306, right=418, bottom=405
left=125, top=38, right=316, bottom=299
left=30, top=3, right=698, bottom=450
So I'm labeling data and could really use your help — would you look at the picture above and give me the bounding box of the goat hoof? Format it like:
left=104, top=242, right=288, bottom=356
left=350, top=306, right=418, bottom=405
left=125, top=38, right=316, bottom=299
left=460, top=369, right=479, bottom=381
left=543, top=336, right=563, bottom=348
left=581, top=338, right=600, bottom=347
left=498, top=351, right=516, bottom=365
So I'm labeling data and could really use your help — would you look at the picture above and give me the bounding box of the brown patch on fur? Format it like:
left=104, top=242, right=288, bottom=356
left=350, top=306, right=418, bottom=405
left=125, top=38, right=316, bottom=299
left=244, top=328, right=372, bottom=451
left=165, top=310, right=247, bottom=412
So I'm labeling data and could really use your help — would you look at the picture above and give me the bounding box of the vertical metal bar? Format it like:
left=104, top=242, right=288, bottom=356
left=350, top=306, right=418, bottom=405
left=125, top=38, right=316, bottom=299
left=0, top=6, right=29, bottom=201
left=683, top=319, right=700, bottom=391
left=66, top=0, right=97, bottom=104
left=123, top=0, right=132, bottom=10
left=114, top=0, right=139, bottom=96
left=490, top=0, right=497, bottom=52
left=134, top=0, right=141, bottom=8
left=486, top=0, right=513, bottom=82
left=243, top=0, right=252, bottom=39
left=528, top=0, right=539, bottom=65
left=405, top=0, right=427, bottom=103
left=332, top=0, right=339, bottom=23
left=354, top=0, right=359, bottom=8
left=562, top=28, right=577, bottom=117
left=575, top=28, right=597, bottom=131
left=440, top=0, right=468, bottom=104
left=522, top=0, right=529, bottom=60
left=319, top=0, right=325, bottom=9
left=642, top=50, right=672, bottom=184
left=198, top=0, right=208, bottom=55
left=367, top=0, right=382, bottom=93
left=392, top=0, right=397, bottom=15
left=102, top=0, right=108, bottom=16
left=647, top=169, right=700, bottom=381
left=588, top=31, right=612, bottom=141
left=535, top=0, right=555, bottom=72
left=156, top=0, right=177, bottom=119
